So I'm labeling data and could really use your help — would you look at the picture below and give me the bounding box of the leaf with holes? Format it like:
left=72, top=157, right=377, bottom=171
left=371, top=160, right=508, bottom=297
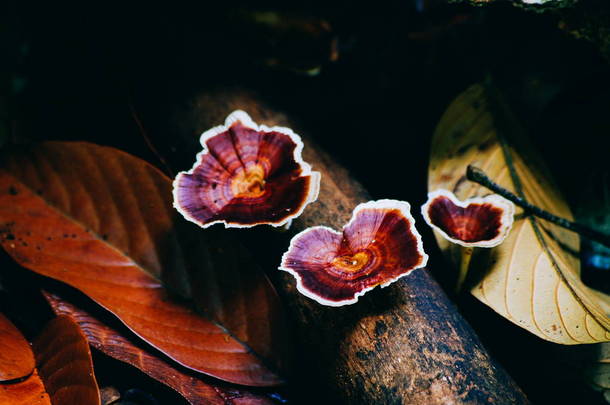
left=0, top=142, right=288, bottom=385
left=43, top=291, right=279, bottom=405
left=428, top=83, right=610, bottom=344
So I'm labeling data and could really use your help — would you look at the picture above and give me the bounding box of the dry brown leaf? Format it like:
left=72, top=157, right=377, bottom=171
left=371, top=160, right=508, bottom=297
left=428, top=83, right=610, bottom=344
left=33, top=315, right=101, bottom=405
left=0, top=314, right=100, bottom=405
left=0, top=142, right=287, bottom=386
left=0, top=369, right=51, bottom=405
left=0, top=313, right=49, bottom=405
left=43, top=290, right=279, bottom=405
left=0, top=312, right=35, bottom=381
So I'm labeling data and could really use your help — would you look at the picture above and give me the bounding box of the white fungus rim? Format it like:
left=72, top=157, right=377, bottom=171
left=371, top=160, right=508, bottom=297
left=421, top=189, right=515, bottom=248
left=279, top=199, right=429, bottom=307
left=173, top=110, right=321, bottom=229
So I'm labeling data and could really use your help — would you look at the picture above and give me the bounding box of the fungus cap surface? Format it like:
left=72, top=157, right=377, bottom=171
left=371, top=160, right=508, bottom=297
left=173, top=110, right=320, bottom=228
left=280, top=199, right=428, bottom=306
left=421, top=189, right=515, bottom=248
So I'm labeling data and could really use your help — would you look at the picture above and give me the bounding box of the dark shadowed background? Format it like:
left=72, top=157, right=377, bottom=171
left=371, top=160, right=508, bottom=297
left=2, top=1, right=610, bottom=404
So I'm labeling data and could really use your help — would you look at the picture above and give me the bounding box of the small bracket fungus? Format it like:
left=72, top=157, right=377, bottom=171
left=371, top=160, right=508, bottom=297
left=279, top=200, right=428, bottom=306
left=173, top=110, right=320, bottom=228
left=420, top=189, right=515, bottom=248
left=421, top=189, right=515, bottom=292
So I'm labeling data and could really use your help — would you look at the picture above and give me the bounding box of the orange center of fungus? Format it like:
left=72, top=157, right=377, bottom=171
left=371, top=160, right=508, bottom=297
left=232, top=165, right=266, bottom=198
left=332, top=251, right=371, bottom=273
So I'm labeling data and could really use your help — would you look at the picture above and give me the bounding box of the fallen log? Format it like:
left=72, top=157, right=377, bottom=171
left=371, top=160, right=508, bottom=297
left=162, top=90, right=530, bottom=404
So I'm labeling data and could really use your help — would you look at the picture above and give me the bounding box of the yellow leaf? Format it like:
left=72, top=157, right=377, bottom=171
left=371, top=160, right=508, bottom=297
left=428, top=83, right=610, bottom=344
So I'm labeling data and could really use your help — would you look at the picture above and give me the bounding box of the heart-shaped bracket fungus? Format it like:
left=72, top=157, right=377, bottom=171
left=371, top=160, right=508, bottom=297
left=421, top=189, right=515, bottom=248
left=280, top=200, right=428, bottom=306
left=173, top=110, right=321, bottom=228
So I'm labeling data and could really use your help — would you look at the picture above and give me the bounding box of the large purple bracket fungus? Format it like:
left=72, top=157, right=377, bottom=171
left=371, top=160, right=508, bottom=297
left=280, top=200, right=428, bottom=306
left=421, top=189, right=515, bottom=291
left=173, top=110, right=320, bottom=228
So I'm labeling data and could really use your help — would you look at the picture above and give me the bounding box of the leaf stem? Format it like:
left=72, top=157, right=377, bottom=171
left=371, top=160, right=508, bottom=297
left=456, top=246, right=473, bottom=293
left=466, top=165, right=610, bottom=249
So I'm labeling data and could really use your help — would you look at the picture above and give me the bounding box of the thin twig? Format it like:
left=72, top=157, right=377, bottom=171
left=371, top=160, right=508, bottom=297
left=467, top=165, right=610, bottom=249
left=128, top=101, right=175, bottom=178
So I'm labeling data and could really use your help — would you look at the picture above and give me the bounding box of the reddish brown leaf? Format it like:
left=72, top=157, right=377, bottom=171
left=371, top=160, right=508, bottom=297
left=44, top=291, right=278, bottom=405
left=0, top=369, right=51, bottom=405
left=0, top=313, right=99, bottom=405
left=0, top=142, right=285, bottom=386
left=0, top=312, right=35, bottom=382
left=33, top=315, right=101, bottom=405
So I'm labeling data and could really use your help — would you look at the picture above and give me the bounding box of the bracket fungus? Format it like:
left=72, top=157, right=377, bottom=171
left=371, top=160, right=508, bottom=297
left=279, top=200, right=428, bottom=306
left=421, top=189, right=515, bottom=248
left=421, top=189, right=515, bottom=291
left=173, top=110, right=320, bottom=228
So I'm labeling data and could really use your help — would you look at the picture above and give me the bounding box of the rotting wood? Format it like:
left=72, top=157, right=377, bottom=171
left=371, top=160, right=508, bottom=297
left=165, top=90, right=530, bottom=405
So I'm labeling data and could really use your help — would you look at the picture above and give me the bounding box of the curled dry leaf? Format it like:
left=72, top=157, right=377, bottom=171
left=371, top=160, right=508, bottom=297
left=43, top=291, right=278, bottom=405
left=428, top=83, right=610, bottom=344
left=0, top=313, right=100, bottom=405
left=33, top=315, right=101, bottom=405
left=0, top=312, right=49, bottom=405
left=0, top=312, right=35, bottom=381
left=0, top=142, right=287, bottom=386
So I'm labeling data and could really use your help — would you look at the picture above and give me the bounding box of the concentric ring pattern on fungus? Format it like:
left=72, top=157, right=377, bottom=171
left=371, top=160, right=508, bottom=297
left=280, top=200, right=428, bottom=306
left=173, top=110, right=320, bottom=228
left=421, top=189, right=515, bottom=248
